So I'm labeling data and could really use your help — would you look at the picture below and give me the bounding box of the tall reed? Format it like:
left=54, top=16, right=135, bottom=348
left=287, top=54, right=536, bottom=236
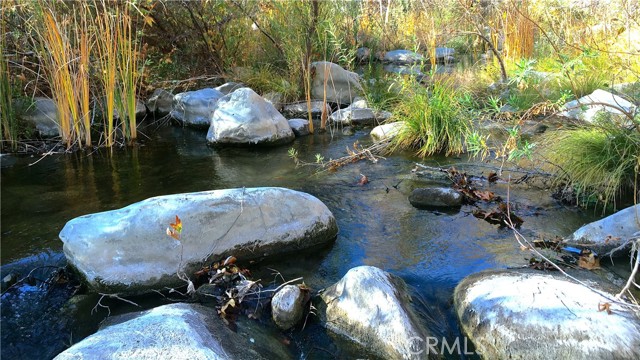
left=94, top=1, right=118, bottom=147
left=0, top=6, right=17, bottom=150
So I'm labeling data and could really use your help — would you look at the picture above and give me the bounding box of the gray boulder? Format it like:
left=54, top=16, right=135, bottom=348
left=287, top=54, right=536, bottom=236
left=455, top=269, right=640, bottom=360
left=383, top=50, right=424, bottom=64
left=215, top=82, right=245, bottom=95
left=114, top=99, right=147, bottom=120
left=433, top=47, right=455, bottom=61
left=564, top=204, right=639, bottom=255
left=59, top=187, right=338, bottom=294
left=271, top=285, right=305, bottom=330
left=54, top=303, right=291, bottom=360
left=409, top=187, right=463, bottom=209
left=383, top=63, right=424, bottom=77
left=310, top=61, right=362, bottom=105
left=329, top=100, right=390, bottom=127
left=288, top=119, right=310, bottom=137
left=171, top=88, right=224, bottom=129
left=20, top=97, right=60, bottom=137
left=207, top=88, right=294, bottom=146
left=282, top=100, right=330, bottom=119
left=370, top=122, right=404, bottom=141
left=355, top=47, right=371, bottom=62
left=320, top=266, right=428, bottom=360
left=559, top=89, right=636, bottom=125
left=146, top=89, right=174, bottom=115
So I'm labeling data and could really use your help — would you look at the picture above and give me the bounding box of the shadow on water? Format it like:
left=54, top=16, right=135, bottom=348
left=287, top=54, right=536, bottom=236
left=1, top=125, right=600, bottom=359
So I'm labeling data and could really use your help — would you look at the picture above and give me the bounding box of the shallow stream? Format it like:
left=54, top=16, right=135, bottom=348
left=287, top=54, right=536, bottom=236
left=1, top=125, right=602, bottom=359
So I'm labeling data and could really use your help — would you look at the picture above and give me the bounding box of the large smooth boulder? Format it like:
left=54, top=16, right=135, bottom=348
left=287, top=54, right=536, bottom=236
left=281, top=100, right=330, bottom=119
left=206, top=88, right=294, bottom=146
left=59, top=187, right=338, bottom=294
left=409, top=187, right=463, bottom=210
left=146, top=89, right=174, bottom=115
left=559, top=89, right=636, bottom=125
left=433, top=47, right=455, bottom=61
left=171, top=88, right=224, bottom=129
left=370, top=122, right=404, bottom=141
left=310, top=61, right=362, bottom=105
left=383, top=50, right=425, bottom=64
left=320, top=266, right=429, bottom=360
left=20, top=97, right=60, bottom=137
left=54, top=303, right=292, bottom=360
left=271, top=285, right=305, bottom=330
left=455, top=269, right=640, bottom=360
left=564, top=204, right=639, bottom=255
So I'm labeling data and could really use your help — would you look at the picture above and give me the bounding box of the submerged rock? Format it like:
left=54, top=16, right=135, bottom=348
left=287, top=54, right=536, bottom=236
left=409, top=187, right=462, bottom=210
left=207, top=88, right=294, bottom=146
left=564, top=204, right=640, bottom=256
left=370, top=122, right=404, bottom=141
left=559, top=89, right=636, bottom=125
left=59, top=187, right=338, bottom=294
left=455, top=269, right=640, bottom=360
left=288, top=119, right=310, bottom=137
left=320, top=266, right=429, bottom=360
left=310, top=61, right=362, bottom=105
left=271, top=285, right=305, bottom=330
left=171, top=88, right=224, bottom=129
left=54, top=303, right=292, bottom=360
left=146, top=89, right=174, bottom=115
left=20, top=97, right=60, bottom=137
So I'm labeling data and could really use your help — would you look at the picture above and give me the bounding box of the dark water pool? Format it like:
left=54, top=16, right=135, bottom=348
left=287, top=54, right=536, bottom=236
left=1, top=125, right=599, bottom=359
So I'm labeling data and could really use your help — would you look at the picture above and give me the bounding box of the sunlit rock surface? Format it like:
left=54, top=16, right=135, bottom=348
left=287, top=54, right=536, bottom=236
left=455, top=269, right=640, bottom=360
left=320, top=266, right=430, bottom=360
left=564, top=204, right=640, bottom=256
left=54, top=303, right=292, bottom=360
left=310, top=61, right=362, bottom=105
left=60, top=187, right=337, bottom=294
left=206, top=88, right=294, bottom=146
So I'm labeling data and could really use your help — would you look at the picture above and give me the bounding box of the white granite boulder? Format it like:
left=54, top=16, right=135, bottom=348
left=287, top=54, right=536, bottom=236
left=371, top=122, right=404, bottom=141
left=320, top=266, right=428, bottom=359
left=455, top=269, right=640, bottom=360
left=564, top=204, right=639, bottom=255
left=171, top=88, right=224, bottom=129
left=54, top=303, right=291, bottom=360
left=310, top=61, right=362, bottom=105
left=559, top=89, right=637, bottom=125
left=206, top=88, right=294, bottom=146
left=59, top=187, right=338, bottom=294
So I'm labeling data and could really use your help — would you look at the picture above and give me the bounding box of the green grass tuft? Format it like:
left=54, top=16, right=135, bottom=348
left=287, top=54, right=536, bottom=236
left=391, top=78, right=471, bottom=157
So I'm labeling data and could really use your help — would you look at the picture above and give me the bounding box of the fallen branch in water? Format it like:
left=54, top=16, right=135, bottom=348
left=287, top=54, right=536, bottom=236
left=289, top=140, right=390, bottom=173
left=92, top=293, right=140, bottom=317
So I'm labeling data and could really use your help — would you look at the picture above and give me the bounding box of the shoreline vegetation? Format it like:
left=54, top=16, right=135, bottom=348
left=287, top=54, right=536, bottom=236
left=1, top=0, right=638, bottom=209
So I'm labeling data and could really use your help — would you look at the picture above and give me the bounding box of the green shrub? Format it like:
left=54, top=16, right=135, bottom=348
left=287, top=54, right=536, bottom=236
left=391, top=78, right=471, bottom=157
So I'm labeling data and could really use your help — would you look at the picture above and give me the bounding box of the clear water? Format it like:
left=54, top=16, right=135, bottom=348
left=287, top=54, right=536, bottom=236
left=1, top=125, right=599, bottom=359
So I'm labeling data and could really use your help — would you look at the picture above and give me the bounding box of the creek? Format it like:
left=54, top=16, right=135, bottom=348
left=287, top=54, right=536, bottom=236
left=1, top=124, right=602, bottom=359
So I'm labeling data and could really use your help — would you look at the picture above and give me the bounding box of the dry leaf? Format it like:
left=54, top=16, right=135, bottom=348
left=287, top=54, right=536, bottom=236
left=578, top=252, right=600, bottom=270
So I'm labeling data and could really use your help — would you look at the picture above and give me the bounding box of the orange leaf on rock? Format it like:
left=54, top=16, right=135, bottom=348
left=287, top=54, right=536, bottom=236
left=170, top=215, right=182, bottom=233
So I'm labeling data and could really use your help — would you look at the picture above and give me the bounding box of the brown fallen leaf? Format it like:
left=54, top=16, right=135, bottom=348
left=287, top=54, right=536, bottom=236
left=578, top=251, right=600, bottom=270
left=488, top=172, right=499, bottom=183
left=598, top=302, right=613, bottom=315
